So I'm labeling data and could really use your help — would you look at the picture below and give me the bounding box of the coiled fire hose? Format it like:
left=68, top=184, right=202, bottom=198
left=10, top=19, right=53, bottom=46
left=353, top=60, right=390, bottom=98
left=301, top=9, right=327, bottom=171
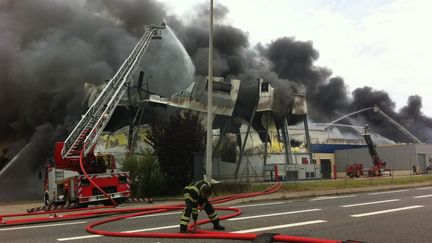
left=0, top=148, right=344, bottom=242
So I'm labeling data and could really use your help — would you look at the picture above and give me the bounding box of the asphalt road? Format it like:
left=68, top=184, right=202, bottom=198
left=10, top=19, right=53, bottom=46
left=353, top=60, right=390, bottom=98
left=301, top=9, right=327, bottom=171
left=2, top=186, right=432, bottom=243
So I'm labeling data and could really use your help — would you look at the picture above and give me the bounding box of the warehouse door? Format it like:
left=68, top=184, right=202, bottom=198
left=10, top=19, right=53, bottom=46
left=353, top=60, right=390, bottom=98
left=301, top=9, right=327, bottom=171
left=417, top=154, right=426, bottom=174
left=320, top=159, right=332, bottom=179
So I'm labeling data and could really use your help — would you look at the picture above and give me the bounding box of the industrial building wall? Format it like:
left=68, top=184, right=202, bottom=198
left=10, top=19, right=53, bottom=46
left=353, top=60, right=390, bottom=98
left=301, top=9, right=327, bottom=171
left=335, top=144, right=432, bottom=175
left=213, top=152, right=321, bottom=182
left=413, top=144, right=432, bottom=173
left=213, top=154, right=286, bottom=181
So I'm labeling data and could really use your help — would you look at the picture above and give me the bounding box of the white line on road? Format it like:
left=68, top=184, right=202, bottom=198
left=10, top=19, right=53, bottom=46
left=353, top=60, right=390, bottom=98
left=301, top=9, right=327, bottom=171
left=340, top=199, right=400, bottom=208
left=309, top=195, right=357, bottom=201
left=129, top=202, right=287, bottom=220
left=413, top=194, right=432, bottom=198
left=58, top=235, right=100, bottom=241
left=232, top=220, right=327, bottom=233
left=235, top=202, right=285, bottom=208
left=124, top=224, right=178, bottom=233
left=0, top=221, right=87, bottom=232
left=368, top=189, right=409, bottom=195
left=129, top=202, right=286, bottom=219
left=350, top=205, right=424, bottom=218
left=228, top=208, right=322, bottom=221
left=416, top=187, right=432, bottom=190
left=57, top=209, right=318, bottom=241
left=128, top=211, right=180, bottom=219
left=57, top=225, right=179, bottom=241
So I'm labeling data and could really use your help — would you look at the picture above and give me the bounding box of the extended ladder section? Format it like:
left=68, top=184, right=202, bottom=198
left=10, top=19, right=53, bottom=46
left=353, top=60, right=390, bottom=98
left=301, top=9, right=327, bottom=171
left=62, top=23, right=166, bottom=159
left=373, top=105, right=423, bottom=144
left=362, top=126, right=379, bottom=163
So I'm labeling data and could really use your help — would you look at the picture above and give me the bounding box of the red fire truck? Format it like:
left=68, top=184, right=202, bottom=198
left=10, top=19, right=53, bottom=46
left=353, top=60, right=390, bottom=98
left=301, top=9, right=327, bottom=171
left=346, top=125, right=391, bottom=178
left=44, top=153, right=131, bottom=206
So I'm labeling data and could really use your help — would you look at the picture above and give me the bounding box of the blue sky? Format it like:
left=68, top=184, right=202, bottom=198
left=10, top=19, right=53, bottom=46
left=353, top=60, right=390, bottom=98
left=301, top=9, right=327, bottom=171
left=160, top=0, right=432, bottom=116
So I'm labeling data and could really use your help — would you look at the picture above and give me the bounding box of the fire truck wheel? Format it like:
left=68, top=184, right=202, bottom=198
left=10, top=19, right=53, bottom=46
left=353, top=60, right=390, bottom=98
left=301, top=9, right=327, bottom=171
left=103, top=200, right=114, bottom=206
left=115, top=198, right=126, bottom=204
left=64, top=191, right=70, bottom=205
left=79, top=203, right=89, bottom=208
left=44, top=192, right=50, bottom=206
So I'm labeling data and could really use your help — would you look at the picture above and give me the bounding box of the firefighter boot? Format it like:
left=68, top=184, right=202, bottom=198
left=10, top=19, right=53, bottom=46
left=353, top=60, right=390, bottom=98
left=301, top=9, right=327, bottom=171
left=212, top=219, right=225, bottom=230
left=180, top=224, right=188, bottom=233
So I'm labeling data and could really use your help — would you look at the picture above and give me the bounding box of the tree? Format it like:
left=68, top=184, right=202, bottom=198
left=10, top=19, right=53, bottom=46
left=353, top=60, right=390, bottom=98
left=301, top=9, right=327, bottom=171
left=122, top=150, right=167, bottom=197
left=146, top=111, right=205, bottom=193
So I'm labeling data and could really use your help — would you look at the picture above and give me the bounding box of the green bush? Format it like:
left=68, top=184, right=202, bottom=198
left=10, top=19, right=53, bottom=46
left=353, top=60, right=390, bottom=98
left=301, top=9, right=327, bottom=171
left=122, top=152, right=168, bottom=197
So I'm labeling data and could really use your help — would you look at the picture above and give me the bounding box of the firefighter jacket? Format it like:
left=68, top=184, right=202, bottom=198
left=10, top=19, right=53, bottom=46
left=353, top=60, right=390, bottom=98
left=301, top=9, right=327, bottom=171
left=183, top=180, right=211, bottom=221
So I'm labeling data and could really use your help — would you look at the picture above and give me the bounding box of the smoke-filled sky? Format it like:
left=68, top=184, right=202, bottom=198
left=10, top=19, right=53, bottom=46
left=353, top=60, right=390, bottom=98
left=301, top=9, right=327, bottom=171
left=3, top=0, right=432, bottom=201
left=1, top=0, right=432, bottom=154
left=164, top=0, right=432, bottom=117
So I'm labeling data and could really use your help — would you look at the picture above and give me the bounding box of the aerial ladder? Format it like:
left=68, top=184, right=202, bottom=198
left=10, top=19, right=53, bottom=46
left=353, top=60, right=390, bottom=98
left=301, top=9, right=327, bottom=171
left=372, top=105, right=423, bottom=144
left=362, top=125, right=391, bottom=176
left=325, top=105, right=423, bottom=144
left=45, top=23, right=166, bottom=206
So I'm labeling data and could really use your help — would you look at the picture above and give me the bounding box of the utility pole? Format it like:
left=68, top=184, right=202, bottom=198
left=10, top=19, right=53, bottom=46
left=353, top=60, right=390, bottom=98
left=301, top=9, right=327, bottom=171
left=205, top=0, right=214, bottom=182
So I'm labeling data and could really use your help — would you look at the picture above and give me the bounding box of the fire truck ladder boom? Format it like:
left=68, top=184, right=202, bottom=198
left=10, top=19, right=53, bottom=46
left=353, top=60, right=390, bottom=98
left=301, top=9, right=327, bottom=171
left=62, top=23, right=166, bottom=159
left=372, top=105, right=423, bottom=144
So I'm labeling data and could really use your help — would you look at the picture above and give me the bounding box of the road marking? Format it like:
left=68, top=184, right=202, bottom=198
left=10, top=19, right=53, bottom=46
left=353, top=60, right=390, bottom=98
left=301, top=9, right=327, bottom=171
left=413, top=194, right=432, bottom=198
left=368, top=189, right=409, bottom=195
left=57, top=225, right=178, bottom=241
left=235, top=202, right=285, bottom=208
left=58, top=235, right=100, bottom=241
left=228, top=208, right=322, bottom=221
left=0, top=221, right=87, bottom=232
left=416, top=187, right=432, bottom=190
left=350, top=205, right=424, bottom=217
left=309, top=195, right=357, bottom=201
left=340, top=199, right=400, bottom=208
left=124, top=224, right=178, bottom=233
left=232, top=220, right=327, bottom=233
left=128, top=211, right=180, bottom=219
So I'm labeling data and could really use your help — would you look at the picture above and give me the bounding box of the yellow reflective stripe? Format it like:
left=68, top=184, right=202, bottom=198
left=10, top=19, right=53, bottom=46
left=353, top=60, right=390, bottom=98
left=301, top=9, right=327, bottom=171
left=181, top=216, right=190, bottom=221
left=180, top=221, right=189, bottom=225
left=189, top=197, right=197, bottom=203
left=190, top=186, right=199, bottom=194
left=209, top=212, right=217, bottom=219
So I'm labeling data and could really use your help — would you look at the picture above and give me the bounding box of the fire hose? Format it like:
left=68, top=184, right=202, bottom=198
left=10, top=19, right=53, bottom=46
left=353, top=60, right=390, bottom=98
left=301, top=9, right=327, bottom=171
left=0, top=148, right=346, bottom=242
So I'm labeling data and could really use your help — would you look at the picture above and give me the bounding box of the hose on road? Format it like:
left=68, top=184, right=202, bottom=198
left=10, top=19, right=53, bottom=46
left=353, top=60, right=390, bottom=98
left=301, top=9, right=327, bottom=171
left=0, top=149, right=343, bottom=242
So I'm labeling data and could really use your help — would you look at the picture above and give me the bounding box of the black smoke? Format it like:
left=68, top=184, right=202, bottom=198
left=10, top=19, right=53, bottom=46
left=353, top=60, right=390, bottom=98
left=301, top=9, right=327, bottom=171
left=168, top=3, right=432, bottom=143
left=1, top=0, right=432, bottom=200
left=0, top=0, right=169, bottom=200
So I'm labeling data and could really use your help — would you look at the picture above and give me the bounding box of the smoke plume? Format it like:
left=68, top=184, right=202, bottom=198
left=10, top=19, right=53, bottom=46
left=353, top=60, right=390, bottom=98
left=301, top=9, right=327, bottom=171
left=1, top=0, right=432, bottom=200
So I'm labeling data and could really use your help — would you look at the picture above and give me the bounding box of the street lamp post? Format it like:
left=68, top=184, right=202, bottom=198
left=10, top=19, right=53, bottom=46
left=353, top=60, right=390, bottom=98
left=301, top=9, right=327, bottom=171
left=205, top=0, right=214, bottom=182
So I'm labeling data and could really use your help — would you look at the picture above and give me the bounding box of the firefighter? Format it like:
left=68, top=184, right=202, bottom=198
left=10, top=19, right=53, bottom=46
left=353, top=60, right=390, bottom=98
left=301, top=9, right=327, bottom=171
left=179, top=180, right=225, bottom=233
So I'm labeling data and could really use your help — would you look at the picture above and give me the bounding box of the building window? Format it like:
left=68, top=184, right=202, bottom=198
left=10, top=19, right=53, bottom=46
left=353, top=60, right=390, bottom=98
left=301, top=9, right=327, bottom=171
left=261, top=82, right=269, bottom=92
